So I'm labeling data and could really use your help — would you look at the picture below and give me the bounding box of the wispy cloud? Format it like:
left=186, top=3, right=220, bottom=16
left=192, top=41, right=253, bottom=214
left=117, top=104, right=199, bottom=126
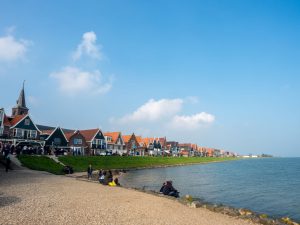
left=50, top=66, right=112, bottom=96
left=72, top=31, right=102, bottom=61
left=0, top=34, right=30, bottom=62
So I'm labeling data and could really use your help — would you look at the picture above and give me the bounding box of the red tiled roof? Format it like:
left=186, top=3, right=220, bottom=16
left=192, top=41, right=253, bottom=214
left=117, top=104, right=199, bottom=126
left=41, top=129, right=55, bottom=135
left=178, top=143, right=192, bottom=147
left=9, top=114, right=27, bottom=127
left=64, top=131, right=76, bottom=141
left=143, top=137, right=154, bottom=146
left=104, top=132, right=121, bottom=144
left=79, top=129, right=99, bottom=142
left=122, top=135, right=132, bottom=143
left=3, top=115, right=12, bottom=126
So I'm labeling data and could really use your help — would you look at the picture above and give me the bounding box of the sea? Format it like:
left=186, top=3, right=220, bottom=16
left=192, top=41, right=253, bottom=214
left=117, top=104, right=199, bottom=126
left=119, top=158, right=300, bottom=221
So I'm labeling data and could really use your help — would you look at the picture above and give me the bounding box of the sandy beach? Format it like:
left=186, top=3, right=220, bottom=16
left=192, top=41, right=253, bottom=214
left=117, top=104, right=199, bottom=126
left=0, top=167, right=257, bottom=225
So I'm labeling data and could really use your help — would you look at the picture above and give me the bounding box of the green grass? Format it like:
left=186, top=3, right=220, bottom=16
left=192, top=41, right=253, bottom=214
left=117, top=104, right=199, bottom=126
left=59, top=156, right=237, bottom=172
left=18, top=155, right=65, bottom=175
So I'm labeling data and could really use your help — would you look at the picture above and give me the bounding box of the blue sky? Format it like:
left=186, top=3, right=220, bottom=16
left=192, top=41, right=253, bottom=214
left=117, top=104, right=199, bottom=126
left=1, top=0, right=300, bottom=156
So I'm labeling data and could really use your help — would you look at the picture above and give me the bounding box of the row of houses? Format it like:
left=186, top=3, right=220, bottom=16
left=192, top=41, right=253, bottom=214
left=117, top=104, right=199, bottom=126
left=0, top=84, right=236, bottom=157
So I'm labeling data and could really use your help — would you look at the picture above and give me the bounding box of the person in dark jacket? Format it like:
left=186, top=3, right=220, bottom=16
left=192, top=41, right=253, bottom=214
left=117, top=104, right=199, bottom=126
left=5, top=154, right=11, bottom=172
left=162, top=181, right=179, bottom=198
left=108, top=170, right=113, bottom=182
left=87, top=164, right=93, bottom=180
left=159, top=182, right=166, bottom=193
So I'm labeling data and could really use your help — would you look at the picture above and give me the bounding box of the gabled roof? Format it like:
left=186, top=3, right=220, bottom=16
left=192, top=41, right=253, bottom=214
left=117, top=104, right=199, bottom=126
left=9, top=114, right=40, bottom=132
left=122, top=135, right=133, bottom=143
left=104, top=132, right=122, bottom=144
left=45, top=127, right=69, bottom=143
left=159, top=137, right=167, bottom=146
left=37, top=124, right=75, bottom=134
left=79, top=129, right=101, bottom=142
left=143, top=137, right=155, bottom=146
left=64, top=131, right=76, bottom=141
left=135, top=136, right=145, bottom=147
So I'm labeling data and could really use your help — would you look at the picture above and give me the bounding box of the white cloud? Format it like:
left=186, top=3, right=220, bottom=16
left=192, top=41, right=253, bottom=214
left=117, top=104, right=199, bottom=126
left=109, top=98, right=215, bottom=140
left=50, top=66, right=112, bottom=95
left=117, top=98, right=183, bottom=123
left=72, top=31, right=102, bottom=61
left=0, top=35, right=30, bottom=62
left=170, top=112, right=215, bottom=129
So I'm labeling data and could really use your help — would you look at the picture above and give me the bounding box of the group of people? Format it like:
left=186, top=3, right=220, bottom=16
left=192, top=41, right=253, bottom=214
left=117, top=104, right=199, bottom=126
left=0, top=141, right=44, bottom=156
left=159, top=181, right=180, bottom=198
left=87, top=165, right=120, bottom=187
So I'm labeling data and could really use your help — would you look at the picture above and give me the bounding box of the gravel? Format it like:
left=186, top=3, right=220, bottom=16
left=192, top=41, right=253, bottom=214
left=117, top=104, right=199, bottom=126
left=0, top=169, right=255, bottom=225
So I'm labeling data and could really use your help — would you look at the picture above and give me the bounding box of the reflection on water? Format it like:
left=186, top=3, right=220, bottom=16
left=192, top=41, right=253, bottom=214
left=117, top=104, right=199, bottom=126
left=119, top=158, right=300, bottom=221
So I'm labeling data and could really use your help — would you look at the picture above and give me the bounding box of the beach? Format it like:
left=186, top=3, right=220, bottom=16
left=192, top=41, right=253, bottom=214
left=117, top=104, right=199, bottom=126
left=0, top=168, right=255, bottom=225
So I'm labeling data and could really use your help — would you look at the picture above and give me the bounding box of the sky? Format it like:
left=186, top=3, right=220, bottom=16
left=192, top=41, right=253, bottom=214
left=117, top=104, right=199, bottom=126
left=1, top=0, right=300, bottom=156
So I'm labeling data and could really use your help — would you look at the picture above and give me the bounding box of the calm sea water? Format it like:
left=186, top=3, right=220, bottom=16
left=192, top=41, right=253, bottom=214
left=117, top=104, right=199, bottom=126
left=119, top=158, right=300, bottom=221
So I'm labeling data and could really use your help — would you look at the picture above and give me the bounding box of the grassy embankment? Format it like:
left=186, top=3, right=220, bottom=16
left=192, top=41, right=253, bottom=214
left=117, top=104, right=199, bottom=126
left=59, top=156, right=237, bottom=172
left=18, top=155, right=65, bottom=175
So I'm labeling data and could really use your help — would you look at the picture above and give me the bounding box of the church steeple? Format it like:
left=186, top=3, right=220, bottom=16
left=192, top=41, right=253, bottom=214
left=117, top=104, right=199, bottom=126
left=12, top=81, right=29, bottom=116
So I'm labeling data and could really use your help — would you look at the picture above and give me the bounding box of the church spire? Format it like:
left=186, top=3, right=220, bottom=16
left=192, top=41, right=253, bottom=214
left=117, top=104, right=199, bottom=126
left=17, top=80, right=26, bottom=108
left=12, top=81, right=29, bottom=116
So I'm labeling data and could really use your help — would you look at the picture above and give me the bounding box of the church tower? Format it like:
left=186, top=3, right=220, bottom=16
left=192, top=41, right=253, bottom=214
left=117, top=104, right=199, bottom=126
left=12, top=81, right=29, bottom=116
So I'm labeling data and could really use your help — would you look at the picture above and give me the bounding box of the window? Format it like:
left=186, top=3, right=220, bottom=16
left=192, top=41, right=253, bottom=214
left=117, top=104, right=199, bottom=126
left=0, top=127, right=3, bottom=136
left=24, top=119, right=30, bottom=126
left=29, top=130, right=37, bottom=138
left=13, top=128, right=23, bottom=137
left=53, top=137, right=61, bottom=145
left=74, top=138, right=82, bottom=145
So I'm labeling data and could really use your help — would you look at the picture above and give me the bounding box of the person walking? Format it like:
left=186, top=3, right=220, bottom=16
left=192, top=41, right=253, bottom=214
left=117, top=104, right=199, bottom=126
left=87, top=164, right=93, bottom=180
left=5, top=153, right=11, bottom=172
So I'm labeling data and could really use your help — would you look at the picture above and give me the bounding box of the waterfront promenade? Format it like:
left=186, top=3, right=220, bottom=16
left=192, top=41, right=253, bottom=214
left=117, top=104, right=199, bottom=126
left=0, top=168, right=255, bottom=225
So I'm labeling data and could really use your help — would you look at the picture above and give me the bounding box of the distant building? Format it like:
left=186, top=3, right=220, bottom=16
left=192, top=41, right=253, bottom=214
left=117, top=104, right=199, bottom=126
left=65, top=130, right=88, bottom=155
left=166, top=141, right=179, bottom=156
left=80, top=129, right=106, bottom=155
left=104, top=132, right=125, bottom=155
left=0, top=84, right=42, bottom=147
left=123, top=133, right=144, bottom=156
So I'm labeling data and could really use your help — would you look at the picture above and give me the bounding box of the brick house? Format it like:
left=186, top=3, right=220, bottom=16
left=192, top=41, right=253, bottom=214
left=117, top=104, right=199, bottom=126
left=65, top=130, right=88, bottom=155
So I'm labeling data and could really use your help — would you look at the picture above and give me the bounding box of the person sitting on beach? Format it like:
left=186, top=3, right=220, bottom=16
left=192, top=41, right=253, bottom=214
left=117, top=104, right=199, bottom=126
left=108, top=170, right=113, bottom=183
left=114, top=178, right=120, bottom=186
left=102, top=171, right=109, bottom=185
left=162, top=181, right=179, bottom=198
left=87, top=164, right=93, bottom=180
left=159, top=182, right=166, bottom=193
left=99, top=170, right=105, bottom=184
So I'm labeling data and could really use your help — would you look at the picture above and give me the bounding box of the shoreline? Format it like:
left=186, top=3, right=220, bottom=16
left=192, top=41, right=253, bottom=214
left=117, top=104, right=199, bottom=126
left=116, top=167, right=299, bottom=225
left=0, top=168, right=257, bottom=225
